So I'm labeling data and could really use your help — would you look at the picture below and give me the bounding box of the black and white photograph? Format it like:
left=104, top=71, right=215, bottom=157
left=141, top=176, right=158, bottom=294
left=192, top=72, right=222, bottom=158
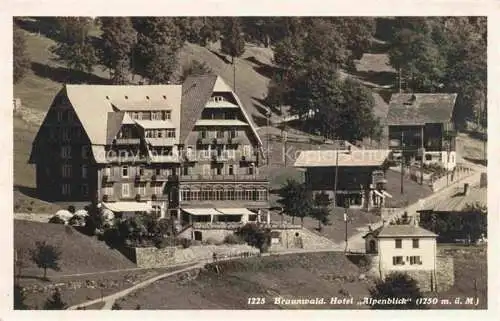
left=4, top=0, right=494, bottom=315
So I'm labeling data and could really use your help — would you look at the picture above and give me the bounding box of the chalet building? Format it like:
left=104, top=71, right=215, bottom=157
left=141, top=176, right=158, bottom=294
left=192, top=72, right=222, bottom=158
left=387, top=93, right=458, bottom=170
left=29, top=75, right=270, bottom=236
left=293, top=149, right=392, bottom=209
left=363, top=224, right=438, bottom=281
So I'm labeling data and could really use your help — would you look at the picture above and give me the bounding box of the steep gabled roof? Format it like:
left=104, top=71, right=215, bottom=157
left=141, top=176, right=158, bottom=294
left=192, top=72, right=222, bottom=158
left=179, top=75, right=263, bottom=146
left=179, top=74, right=218, bottom=143
left=387, top=93, right=458, bottom=126
left=294, top=149, right=391, bottom=168
left=106, top=112, right=125, bottom=144
left=376, top=224, right=437, bottom=238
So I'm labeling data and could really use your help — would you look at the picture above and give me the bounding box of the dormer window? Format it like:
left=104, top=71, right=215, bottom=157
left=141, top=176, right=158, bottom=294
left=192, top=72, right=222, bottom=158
left=212, top=96, right=224, bottom=103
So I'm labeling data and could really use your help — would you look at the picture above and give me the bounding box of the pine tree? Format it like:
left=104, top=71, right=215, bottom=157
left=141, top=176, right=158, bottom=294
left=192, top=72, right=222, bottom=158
left=13, top=25, right=30, bottom=84
left=30, top=241, right=61, bottom=279
left=220, top=17, right=245, bottom=65
left=99, top=17, right=137, bottom=84
left=131, top=17, right=185, bottom=84
left=44, top=288, right=67, bottom=310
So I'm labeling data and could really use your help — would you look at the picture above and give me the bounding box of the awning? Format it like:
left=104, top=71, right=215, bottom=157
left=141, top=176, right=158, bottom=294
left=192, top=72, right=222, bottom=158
left=182, top=208, right=220, bottom=215
left=216, top=208, right=256, bottom=216
left=102, top=202, right=152, bottom=213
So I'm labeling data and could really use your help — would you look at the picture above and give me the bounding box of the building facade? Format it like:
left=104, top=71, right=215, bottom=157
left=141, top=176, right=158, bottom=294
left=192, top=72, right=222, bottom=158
left=294, top=149, right=392, bottom=209
left=29, top=75, right=270, bottom=234
left=387, top=93, right=458, bottom=170
left=363, top=224, right=438, bottom=277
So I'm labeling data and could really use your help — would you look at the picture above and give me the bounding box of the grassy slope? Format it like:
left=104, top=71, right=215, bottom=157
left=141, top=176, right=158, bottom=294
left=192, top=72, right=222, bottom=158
left=117, top=252, right=370, bottom=309
left=14, top=220, right=135, bottom=277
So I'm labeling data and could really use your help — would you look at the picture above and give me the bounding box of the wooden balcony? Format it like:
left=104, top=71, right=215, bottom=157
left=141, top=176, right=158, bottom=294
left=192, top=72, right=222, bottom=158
left=113, top=138, right=141, bottom=145
left=102, top=174, right=118, bottom=183
left=180, top=173, right=268, bottom=182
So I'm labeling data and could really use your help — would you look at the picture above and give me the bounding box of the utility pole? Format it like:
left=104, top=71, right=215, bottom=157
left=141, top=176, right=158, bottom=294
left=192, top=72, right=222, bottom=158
left=266, top=110, right=271, bottom=166
left=398, top=68, right=402, bottom=93
left=400, top=131, right=404, bottom=194
left=233, top=60, right=236, bottom=94
left=344, top=205, right=349, bottom=253
left=333, top=149, right=339, bottom=208
left=420, top=126, right=424, bottom=185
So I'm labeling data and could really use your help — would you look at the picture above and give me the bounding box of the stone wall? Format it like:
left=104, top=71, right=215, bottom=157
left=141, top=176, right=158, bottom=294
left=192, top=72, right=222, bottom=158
left=269, top=228, right=339, bottom=251
left=122, top=244, right=260, bottom=268
left=365, top=254, right=454, bottom=292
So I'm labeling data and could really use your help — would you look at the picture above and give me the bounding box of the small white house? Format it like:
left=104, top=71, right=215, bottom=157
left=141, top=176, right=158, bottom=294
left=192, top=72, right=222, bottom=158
left=363, top=224, right=438, bottom=278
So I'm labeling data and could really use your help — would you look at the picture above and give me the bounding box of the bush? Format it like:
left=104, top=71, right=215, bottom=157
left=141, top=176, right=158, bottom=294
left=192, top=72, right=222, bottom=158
left=179, top=238, right=192, bottom=249
left=204, top=237, right=219, bottom=245
left=68, top=215, right=85, bottom=226
left=154, top=237, right=175, bottom=249
left=223, top=234, right=245, bottom=245
left=236, top=223, right=271, bottom=253
left=49, top=216, right=66, bottom=224
left=67, top=205, right=76, bottom=214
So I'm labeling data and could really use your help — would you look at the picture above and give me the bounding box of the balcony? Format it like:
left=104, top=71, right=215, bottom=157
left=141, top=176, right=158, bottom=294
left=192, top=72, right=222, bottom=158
left=227, top=136, right=242, bottom=145
left=113, top=138, right=141, bottom=145
left=180, top=173, right=268, bottom=182
left=240, top=154, right=257, bottom=163
left=197, top=137, right=212, bottom=145
left=102, top=174, right=118, bottom=183
left=135, top=173, right=149, bottom=182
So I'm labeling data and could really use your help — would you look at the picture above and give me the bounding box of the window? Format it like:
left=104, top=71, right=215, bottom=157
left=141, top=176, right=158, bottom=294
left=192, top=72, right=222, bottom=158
left=166, top=129, right=176, bottom=138
left=409, top=256, right=422, bottom=265
left=216, top=130, right=224, bottom=138
left=412, top=238, right=419, bottom=248
left=137, top=112, right=143, bottom=120
left=202, top=164, right=210, bottom=176
left=104, top=166, right=111, bottom=177
left=103, top=184, right=114, bottom=196
left=62, top=128, right=70, bottom=142
left=152, top=112, right=162, bottom=120
left=122, top=166, right=129, bottom=178
left=248, top=164, right=255, bottom=175
left=82, top=145, right=89, bottom=159
left=121, top=183, right=130, bottom=197
left=139, top=166, right=145, bottom=176
left=183, top=166, right=189, bottom=176
left=395, top=239, right=402, bottom=249
left=138, top=183, right=146, bottom=196
left=67, top=110, right=73, bottom=122
left=154, top=182, right=163, bottom=195
left=61, top=184, right=71, bottom=196
left=228, top=165, right=234, bottom=175
left=258, top=189, right=267, bottom=201
left=163, top=110, right=172, bottom=120
left=62, top=165, right=72, bottom=178
left=201, top=130, right=207, bottom=139
left=155, top=168, right=161, bottom=176
left=81, top=165, right=88, bottom=179
left=61, top=146, right=71, bottom=159
left=212, top=96, right=223, bottom=103
left=243, top=145, right=251, bottom=157
left=392, top=256, right=404, bottom=265
left=229, top=129, right=237, bottom=138
left=57, top=110, right=63, bottom=122
left=81, top=184, right=88, bottom=196
left=216, top=166, right=222, bottom=175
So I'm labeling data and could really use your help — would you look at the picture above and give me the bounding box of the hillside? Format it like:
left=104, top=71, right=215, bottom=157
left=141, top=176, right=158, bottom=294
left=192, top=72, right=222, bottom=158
left=14, top=220, right=135, bottom=277
left=116, top=252, right=371, bottom=309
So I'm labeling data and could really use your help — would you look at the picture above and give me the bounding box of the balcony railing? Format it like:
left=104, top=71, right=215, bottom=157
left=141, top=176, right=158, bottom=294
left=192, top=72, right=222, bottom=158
left=192, top=222, right=244, bottom=230
left=102, top=174, right=118, bottom=183
left=113, top=138, right=141, bottom=145
left=180, top=173, right=268, bottom=181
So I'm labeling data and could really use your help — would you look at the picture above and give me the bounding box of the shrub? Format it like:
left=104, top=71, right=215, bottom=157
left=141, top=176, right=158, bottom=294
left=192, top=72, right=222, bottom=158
left=236, top=223, right=271, bottom=253
left=369, top=272, right=425, bottom=309
left=179, top=238, right=192, bottom=249
left=223, top=234, right=245, bottom=245
left=154, top=237, right=176, bottom=249
left=49, top=216, right=66, bottom=225
left=68, top=215, right=85, bottom=226
left=204, top=237, right=219, bottom=245
left=67, top=205, right=76, bottom=214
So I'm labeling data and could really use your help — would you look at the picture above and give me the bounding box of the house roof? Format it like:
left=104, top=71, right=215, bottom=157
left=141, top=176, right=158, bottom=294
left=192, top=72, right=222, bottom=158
left=106, top=112, right=125, bottom=144
left=294, top=149, right=391, bottom=168
left=135, top=120, right=175, bottom=129
left=65, top=84, right=182, bottom=145
left=179, top=75, right=263, bottom=146
left=370, top=224, right=438, bottom=238
left=420, top=186, right=487, bottom=212
left=180, top=75, right=219, bottom=143
left=387, top=93, right=458, bottom=126
left=194, top=119, right=249, bottom=126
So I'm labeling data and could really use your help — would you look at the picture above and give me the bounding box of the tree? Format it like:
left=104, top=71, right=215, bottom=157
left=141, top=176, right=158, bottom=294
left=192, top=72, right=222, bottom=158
left=99, top=17, right=137, bottom=84
left=312, top=192, right=331, bottom=231
left=30, top=241, right=61, bottom=279
left=112, top=302, right=122, bottom=310
left=50, top=17, right=98, bottom=73
left=236, top=223, right=271, bottom=253
left=13, top=25, right=30, bottom=84
left=220, top=17, right=245, bottom=65
left=44, top=288, right=67, bottom=310
left=132, top=17, right=185, bottom=84
left=278, top=179, right=313, bottom=225
left=369, top=272, right=426, bottom=309
left=180, top=59, right=212, bottom=82
left=14, top=285, right=28, bottom=310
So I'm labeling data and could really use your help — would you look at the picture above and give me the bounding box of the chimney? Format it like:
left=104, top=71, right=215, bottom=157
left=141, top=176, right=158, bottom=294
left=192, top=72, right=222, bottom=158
left=463, top=183, right=470, bottom=196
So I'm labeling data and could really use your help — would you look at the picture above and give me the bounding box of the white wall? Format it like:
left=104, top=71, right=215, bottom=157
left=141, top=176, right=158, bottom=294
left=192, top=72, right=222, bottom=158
left=378, top=237, right=436, bottom=272
left=423, top=151, right=456, bottom=171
